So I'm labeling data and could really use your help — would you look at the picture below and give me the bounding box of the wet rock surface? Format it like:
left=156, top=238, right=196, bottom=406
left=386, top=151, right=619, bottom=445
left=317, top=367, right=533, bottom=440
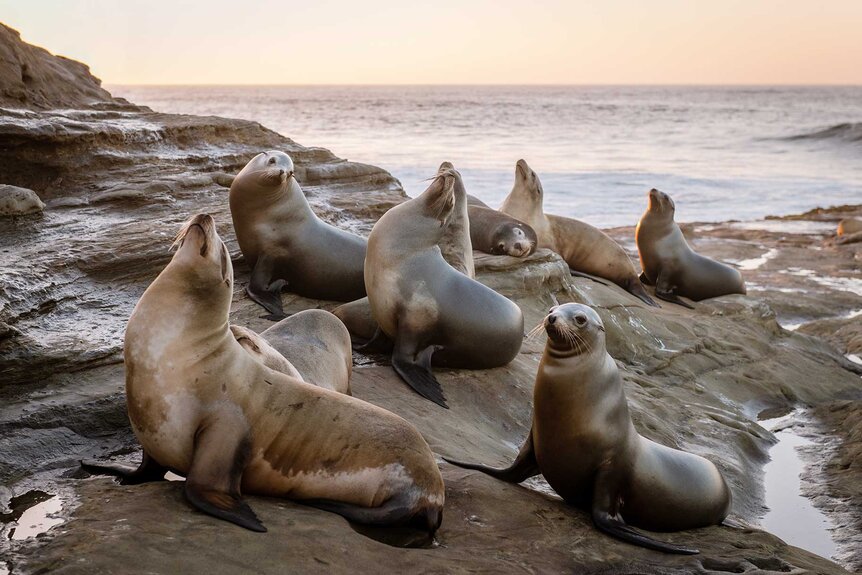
left=1, top=22, right=860, bottom=575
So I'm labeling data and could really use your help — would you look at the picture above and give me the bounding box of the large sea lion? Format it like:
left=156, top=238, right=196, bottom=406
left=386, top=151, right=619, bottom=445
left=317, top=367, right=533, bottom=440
left=82, top=214, right=444, bottom=534
left=500, top=159, right=657, bottom=306
left=636, top=189, right=746, bottom=308
left=334, top=162, right=476, bottom=347
left=445, top=303, right=731, bottom=554
left=229, top=151, right=367, bottom=319
left=365, top=171, right=524, bottom=408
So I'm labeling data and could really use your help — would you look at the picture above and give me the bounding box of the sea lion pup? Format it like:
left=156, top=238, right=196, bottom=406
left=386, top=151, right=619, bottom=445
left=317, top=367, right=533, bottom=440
left=636, top=189, right=746, bottom=308
left=445, top=303, right=731, bottom=554
left=82, top=214, right=444, bottom=534
left=229, top=151, right=367, bottom=319
left=334, top=163, right=477, bottom=347
left=259, top=309, right=352, bottom=395
left=365, top=172, right=524, bottom=408
left=500, top=159, right=658, bottom=306
left=468, top=204, right=537, bottom=257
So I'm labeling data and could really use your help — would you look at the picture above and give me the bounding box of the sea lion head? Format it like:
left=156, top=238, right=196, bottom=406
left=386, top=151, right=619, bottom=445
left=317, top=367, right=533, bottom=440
left=543, top=303, right=605, bottom=356
left=234, top=150, right=295, bottom=191
left=491, top=224, right=534, bottom=257
left=647, top=188, right=675, bottom=219
left=420, top=170, right=457, bottom=228
left=514, top=159, right=543, bottom=199
left=170, top=213, right=233, bottom=292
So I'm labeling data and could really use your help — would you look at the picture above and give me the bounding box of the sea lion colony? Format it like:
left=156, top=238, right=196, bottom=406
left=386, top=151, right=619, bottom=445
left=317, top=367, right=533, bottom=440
left=84, top=151, right=752, bottom=555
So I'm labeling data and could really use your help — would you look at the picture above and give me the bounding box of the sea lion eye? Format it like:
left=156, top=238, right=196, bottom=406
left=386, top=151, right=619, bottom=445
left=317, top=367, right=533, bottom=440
left=575, top=314, right=587, bottom=327
left=268, top=157, right=276, bottom=165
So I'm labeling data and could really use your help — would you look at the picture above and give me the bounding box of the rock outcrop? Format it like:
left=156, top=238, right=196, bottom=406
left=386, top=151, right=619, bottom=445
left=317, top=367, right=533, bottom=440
left=1, top=21, right=860, bottom=575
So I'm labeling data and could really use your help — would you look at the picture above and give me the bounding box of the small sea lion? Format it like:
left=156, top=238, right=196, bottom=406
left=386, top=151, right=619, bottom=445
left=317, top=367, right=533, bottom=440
left=446, top=303, right=731, bottom=554
left=500, top=159, right=657, bottom=306
left=636, top=188, right=746, bottom=308
left=229, top=151, right=367, bottom=319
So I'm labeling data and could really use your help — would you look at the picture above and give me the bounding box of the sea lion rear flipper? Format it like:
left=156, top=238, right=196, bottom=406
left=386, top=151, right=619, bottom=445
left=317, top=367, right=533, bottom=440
left=591, top=465, right=699, bottom=555
left=248, top=256, right=287, bottom=320
left=353, top=325, right=395, bottom=354
left=626, top=278, right=660, bottom=307
left=443, top=429, right=539, bottom=483
left=391, top=340, right=448, bottom=408
left=654, top=272, right=694, bottom=309
left=81, top=450, right=168, bottom=485
left=184, top=416, right=265, bottom=532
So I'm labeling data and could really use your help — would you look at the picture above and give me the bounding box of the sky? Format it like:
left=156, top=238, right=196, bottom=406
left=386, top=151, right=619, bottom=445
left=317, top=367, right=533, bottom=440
left=2, top=0, right=861, bottom=85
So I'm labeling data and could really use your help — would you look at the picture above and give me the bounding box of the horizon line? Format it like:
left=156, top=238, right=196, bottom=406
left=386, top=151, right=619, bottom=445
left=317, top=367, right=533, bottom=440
left=104, top=82, right=862, bottom=88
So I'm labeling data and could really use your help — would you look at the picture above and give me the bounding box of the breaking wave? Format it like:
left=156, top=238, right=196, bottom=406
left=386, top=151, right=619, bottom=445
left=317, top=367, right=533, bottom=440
left=782, top=122, right=862, bottom=143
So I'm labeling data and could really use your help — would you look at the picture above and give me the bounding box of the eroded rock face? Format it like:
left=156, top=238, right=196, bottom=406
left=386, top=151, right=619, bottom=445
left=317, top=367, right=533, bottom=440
left=0, top=20, right=860, bottom=575
left=0, top=24, right=115, bottom=110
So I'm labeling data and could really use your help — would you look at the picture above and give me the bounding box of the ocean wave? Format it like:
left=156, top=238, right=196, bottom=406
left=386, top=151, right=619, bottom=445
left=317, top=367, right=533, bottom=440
left=783, top=122, right=862, bottom=143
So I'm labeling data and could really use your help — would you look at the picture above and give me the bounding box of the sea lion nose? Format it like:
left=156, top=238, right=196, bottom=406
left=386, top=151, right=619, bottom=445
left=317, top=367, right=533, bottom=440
left=514, top=242, right=523, bottom=251
left=279, top=169, right=285, bottom=176
left=547, top=314, right=557, bottom=325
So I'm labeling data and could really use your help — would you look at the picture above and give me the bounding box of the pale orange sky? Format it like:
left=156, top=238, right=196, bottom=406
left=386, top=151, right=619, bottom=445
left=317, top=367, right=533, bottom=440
left=2, top=0, right=861, bottom=85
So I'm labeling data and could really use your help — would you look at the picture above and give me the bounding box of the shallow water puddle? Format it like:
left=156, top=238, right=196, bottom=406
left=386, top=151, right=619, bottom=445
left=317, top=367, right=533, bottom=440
left=6, top=493, right=65, bottom=540
left=760, top=413, right=838, bottom=560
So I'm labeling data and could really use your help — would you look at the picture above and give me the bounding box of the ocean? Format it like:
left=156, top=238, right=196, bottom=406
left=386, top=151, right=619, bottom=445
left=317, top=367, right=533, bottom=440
left=109, top=85, right=862, bottom=228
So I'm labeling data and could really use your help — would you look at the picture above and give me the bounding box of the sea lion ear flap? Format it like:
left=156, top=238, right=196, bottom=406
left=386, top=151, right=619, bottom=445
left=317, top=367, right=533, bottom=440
left=423, top=174, right=456, bottom=226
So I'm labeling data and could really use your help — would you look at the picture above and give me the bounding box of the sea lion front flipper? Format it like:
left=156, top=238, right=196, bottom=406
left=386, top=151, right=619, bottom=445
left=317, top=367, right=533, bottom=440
left=591, top=464, right=699, bottom=555
left=654, top=272, right=694, bottom=309
left=184, top=416, right=265, bottom=532
left=81, top=450, right=168, bottom=485
left=638, top=272, right=654, bottom=286
left=391, top=336, right=447, bottom=408
left=353, top=325, right=395, bottom=354
left=247, top=255, right=287, bottom=320
left=443, top=428, right=539, bottom=483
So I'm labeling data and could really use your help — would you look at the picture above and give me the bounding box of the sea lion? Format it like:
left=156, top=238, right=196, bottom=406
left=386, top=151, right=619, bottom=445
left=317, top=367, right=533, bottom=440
left=437, top=161, right=475, bottom=278
left=334, top=163, right=477, bottom=348
left=229, top=151, right=367, bottom=319
left=230, top=324, right=304, bottom=381
left=82, top=214, right=444, bottom=534
left=468, top=204, right=537, bottom=257
left=365, top=171, right=524, bottom=408
left=837, top=218, right=862, bottom=245
left=636, top=189, right=746, bottom=308
left=259, top=309, right=352, bottom=395
left=445, top=303, right=731, bottom=554
left=500, top=159, right=657, bottom=306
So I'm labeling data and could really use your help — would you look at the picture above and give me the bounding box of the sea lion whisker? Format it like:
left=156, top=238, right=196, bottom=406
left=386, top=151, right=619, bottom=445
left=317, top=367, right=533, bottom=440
left=527, top=321, right=546, bottom=340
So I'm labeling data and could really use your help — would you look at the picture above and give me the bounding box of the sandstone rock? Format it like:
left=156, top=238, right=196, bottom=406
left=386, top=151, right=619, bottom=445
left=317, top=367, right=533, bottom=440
left=0, top=184, right=44, bottom=216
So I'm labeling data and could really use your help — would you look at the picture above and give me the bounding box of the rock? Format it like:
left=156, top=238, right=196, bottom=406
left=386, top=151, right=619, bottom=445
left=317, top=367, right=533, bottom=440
left=0, top=184, right=44, bottom=216
left=0, top=18, right=860, bottom=575
left=0, top=24, right=116, bottom=109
